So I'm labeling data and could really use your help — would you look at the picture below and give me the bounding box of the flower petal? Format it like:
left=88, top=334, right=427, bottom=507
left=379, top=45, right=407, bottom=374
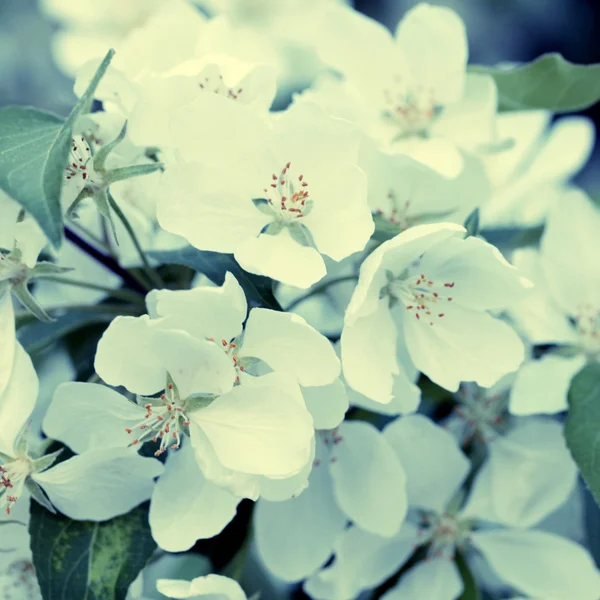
left=0, top=291, right=15, bottom=397
left=157, top=574, right=246, bottom=600
left=33, top=448, right=163, bottom=521
left=192, top=373, right=314, bottom=477
left=383, top=414, right=469, bottom=513
left=43, top=382, right=142, bottom=453
left=94, top=316, right=165, bottom=395
left=329, top=421, right=407, bottom=537
left=302, top=379, right=349, bottom=430
left=471, top=529, right=600, bottom=600
left=381, top=559, right=463, bottom=600
left=235, top=230, right=327, bottom=289
left=151, top=271, right=247, bottom=342
left=149, top=443, right=240, bottom=552
left=254, top=437, right=346, bottom=582
left=509, top=354, right=585, bottom=416
left=242, top=308, right=340, bottom=387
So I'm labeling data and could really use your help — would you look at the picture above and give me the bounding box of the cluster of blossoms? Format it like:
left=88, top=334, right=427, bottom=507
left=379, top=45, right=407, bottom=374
left=1, top=0, right=600, bottom=599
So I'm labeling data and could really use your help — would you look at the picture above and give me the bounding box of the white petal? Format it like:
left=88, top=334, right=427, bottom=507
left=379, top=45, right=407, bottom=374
left=242, top=308, right=340, bottom=387
left=465, top=419, right=578, bottom=528
left=235, top=230, right=327, bottom=289
left=471, top=529, right=600, bottom=600
left=394, top=138, right=464, bottom=179
left=402, top=303, right=525, bottom=392
left=383, top=414, right=469, bottom=513
left=152, top=272, right=247, bottom=342
left=254, top=438, right=346, bottom=582
left=541, top=189, right=600, bottom=312
left=157, top=574, right=246, bottom=600
left=149, top=444, right=240, bottom=552
left=33, top=448, right=163, bottom=521
left=192, top=374, right=314, bottom=477
left=43, top=382, right=142, bottom=453
left=329, top=421, right=407, bottom=537
left=417, top=235, right=532, bottom=311
left=381, top=559, right=463, bottom=600
left=0, top=342, right=38, bottom=455
left=302, top=379, right=349, bottom=430
left=509, top=354, right=586, bottom=416
left=149, top=327, right=237, bottom=398
left=395, top=3, right=467, bottom=103
left=303, top=165, right=373, bottom=261
left=304, top=523, right=419, bottom=600
left=509, top=248, right=576, bottom=345
left=94, top=316, right=166, bottom=395
left=342, top=300, right=418, bottom=404
left=156, top=162, right=268, bottom=254
left=0, top=291, right=15, bottom=397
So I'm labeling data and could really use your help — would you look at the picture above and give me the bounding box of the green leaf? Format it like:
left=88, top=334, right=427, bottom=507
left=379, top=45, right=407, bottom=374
left=471, top=53, right=600, bottom=112
left=29, top=502, right=156, bottom=600
left=463, top=208, right=480, bottom=238
left=456, top=552, right=481, bottom=600
left=18, top=310, right=114, bottom=355
left=565, top=363, right=600, bottom=506
left=0, top=49, right=115, bottom=249
left=149, top=246, right=282, bottom=311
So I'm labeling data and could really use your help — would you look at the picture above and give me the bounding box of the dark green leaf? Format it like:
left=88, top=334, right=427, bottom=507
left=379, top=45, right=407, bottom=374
left=149, top=247, right=282, bottom=311
left=456, top=552, right=481, bottom=600
left=0, top=50, right=115, bottom=249
left=471, top=53, right=600, bottom=113
left=18, top=310, right=114, bottom=355
left=565, top=363, right=600, bottom=506
left=463, top=208, right=480, bottom=238
left=29, top=502, right=156, bottom=600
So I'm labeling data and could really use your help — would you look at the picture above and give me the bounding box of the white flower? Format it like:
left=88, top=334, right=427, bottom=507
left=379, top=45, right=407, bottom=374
left=254, top=421, right=407, bottom=582
left=508, top=190, right=600, bottom=415
left=311, top=3, right=497, bottom=177
left=156, top=102, right=373, bottom=288
left=480, top=112, right=594, bottom=229
left=156, top=574, right=247, bottom=600
left=304, top=415, right=598, bottom=600
left=0, top=346, right=162, bottom=521
left=341, top=223, right=530, bottom=402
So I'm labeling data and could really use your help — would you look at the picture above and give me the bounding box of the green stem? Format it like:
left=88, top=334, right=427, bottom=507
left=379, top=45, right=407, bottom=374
left=106, top=191, right=165, bottom=289
left=285, top=275, right=358, bottom=312
left=41, top=275, right=145, bottom=305
left=67, top=218, right=113, bottom=254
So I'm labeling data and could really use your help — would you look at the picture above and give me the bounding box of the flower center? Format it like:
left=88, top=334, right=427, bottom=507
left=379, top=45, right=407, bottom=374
left=258, top=162, right=312, bottom=224
left=386, top=270, right=455, bottom=326
left=64, top=136, right=98, bottom=186
left=313, top=429, right=344, bottom=468
left=0, top=457, right=31, bottom=516
left=418, top=512, right=472, bottom=560
left=207, top=337, right=246, bottom=383
left=382, top=80, right=441, bottom=137
left=454, top=383, right=508, bottom=445
left=125, top=382, right=191, bottom=457
left=1, top=560, right=40, bottom=600
left=575, top=304, right=600, bottom=357
left=198, top=72, right=244, bottom=101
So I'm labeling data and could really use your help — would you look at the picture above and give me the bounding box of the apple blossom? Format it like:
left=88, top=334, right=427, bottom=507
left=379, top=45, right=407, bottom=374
left=342, top=222, right=531, bottom=402
left=509, top=190, right=600, bottom=415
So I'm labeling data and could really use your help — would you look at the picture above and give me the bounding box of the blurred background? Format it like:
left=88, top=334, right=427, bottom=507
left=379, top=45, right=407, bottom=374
left=2, top=0, right=600, bottom=190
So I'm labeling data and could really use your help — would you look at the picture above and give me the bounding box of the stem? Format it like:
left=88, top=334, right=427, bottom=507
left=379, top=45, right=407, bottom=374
left=285, top=275, right=358, bottom=312
left=41, top=275, right=145, bottom=305
left=106, top=192, right=165, bottom=289
left=65, top=227, right=149, bottom=294
left=37, top=303, right=144, bottom=317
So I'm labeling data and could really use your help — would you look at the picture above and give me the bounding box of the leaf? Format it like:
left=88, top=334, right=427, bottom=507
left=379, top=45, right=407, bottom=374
left=471, top=53, right=600, bottom=113
left=455, top=552, right=481, bottom=600
left=29, top=501, right=156, bottom=600
left=0, top=50, right=115, bottom=248
left=463, top=208, right=480, bottom=238
left=18, top=310, right=114, bottom=355
left=565, top=363, right=600, bottom=506
left=149, top=246, right=282, bottom=311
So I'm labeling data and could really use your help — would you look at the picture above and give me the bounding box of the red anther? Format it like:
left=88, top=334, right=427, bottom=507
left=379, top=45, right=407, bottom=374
left=167, top=404, right=173, bottom=411
left=132, top=439, right=140, bottom=445
left=157, top=416, right=164, bottom=421
left=183, top=421, right=190, bottom=426
left=168, top=383, right=174, bottom=389
left=299, top=174, right=304, bottom=181
left=165, top=424, right=170, bottom=433
left=286, top=162, right=291, bottom=168
left=139, top=425, right=147, bottom=430
left=416, top=314, right=420, bottom=319
left=447, top=297, right=453, bottom=301
left=229, top=343, right=236, bottom=349
left=433, top=292, right=438, bottom=297
left=161, top=394, right=166, bottom=400
left=406, top=305, right=413, bottom=310
left=438, top=313, right=445, bottom=317
left=222, top=339, right=228, bottom=346
left=444, top=282, right=455, bottom=288
left=240, top=366, right=245, bottom=372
